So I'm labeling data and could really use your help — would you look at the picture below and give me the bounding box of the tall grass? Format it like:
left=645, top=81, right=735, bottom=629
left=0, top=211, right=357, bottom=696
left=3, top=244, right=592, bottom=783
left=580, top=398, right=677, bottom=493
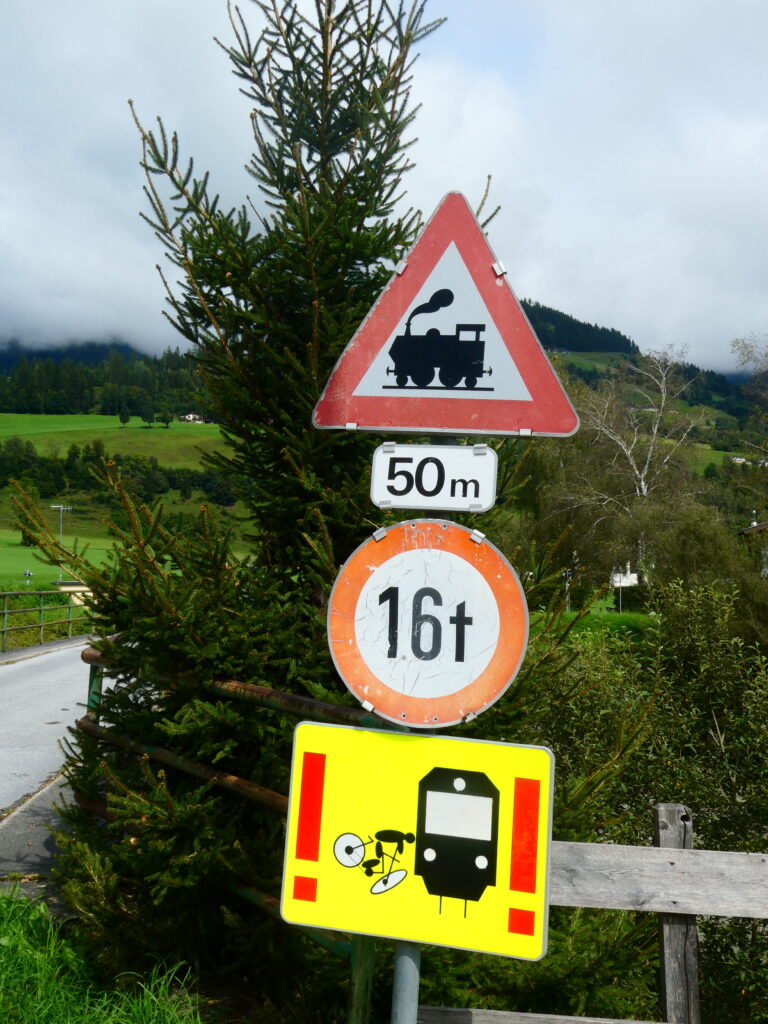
left=568, top=608, right=651, bottom=640
left=0, top=889, right=202, bottom=1023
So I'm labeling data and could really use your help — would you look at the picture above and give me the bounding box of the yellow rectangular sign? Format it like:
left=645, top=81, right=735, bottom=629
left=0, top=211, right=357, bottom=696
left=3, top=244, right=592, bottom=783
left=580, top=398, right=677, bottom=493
left=281, top=723, right=554, bottom=960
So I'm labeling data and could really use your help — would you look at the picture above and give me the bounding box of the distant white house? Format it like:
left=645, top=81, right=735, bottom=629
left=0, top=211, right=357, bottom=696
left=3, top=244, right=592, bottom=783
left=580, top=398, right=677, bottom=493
left=181, top=413, right=204, bottom=423
left=729, top=457, right=767, bottom=468
left=610, top=563, right=638, bottom=588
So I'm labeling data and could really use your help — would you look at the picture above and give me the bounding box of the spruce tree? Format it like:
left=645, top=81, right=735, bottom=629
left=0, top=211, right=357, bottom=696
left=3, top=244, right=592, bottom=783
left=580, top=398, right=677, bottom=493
left=131, top=0, right=442, bottom=698
left=23, top=0, right=443, bottom=1008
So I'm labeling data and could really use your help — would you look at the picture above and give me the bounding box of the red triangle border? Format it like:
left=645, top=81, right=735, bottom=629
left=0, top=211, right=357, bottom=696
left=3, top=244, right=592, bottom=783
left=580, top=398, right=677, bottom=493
left=313, top=192, right=579, bottom=437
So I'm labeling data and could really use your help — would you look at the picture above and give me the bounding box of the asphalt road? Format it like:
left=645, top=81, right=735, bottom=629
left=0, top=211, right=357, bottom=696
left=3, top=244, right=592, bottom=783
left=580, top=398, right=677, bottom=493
left=0, top=640, right=91, bottom=810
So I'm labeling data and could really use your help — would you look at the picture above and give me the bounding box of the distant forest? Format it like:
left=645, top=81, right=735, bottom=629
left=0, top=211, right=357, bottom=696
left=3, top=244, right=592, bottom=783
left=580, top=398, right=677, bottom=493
left=0, top=300, right=748, bottom=420
left=0, top=344, right=202, bottom=416
left=520, top=300, right=640, bottom=354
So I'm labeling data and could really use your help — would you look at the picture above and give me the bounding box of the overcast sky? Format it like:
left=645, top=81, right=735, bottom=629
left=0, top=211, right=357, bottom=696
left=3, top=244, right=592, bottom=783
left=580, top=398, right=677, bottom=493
left=2, top=1, right=768, bottom=372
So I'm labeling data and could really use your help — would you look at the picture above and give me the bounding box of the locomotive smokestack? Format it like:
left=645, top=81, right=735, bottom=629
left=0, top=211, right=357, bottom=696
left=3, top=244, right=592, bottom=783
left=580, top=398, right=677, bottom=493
left=405, top=288, right=454, bottom=333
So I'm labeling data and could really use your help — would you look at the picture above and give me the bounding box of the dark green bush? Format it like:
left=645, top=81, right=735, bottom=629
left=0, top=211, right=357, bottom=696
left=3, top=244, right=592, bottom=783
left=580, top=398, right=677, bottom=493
left=613, top=582, right=648, bottom=611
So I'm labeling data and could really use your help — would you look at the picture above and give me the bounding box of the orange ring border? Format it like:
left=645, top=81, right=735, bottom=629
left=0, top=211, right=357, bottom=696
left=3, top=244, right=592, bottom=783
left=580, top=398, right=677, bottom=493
left=327, top=520, right=529, bottom=728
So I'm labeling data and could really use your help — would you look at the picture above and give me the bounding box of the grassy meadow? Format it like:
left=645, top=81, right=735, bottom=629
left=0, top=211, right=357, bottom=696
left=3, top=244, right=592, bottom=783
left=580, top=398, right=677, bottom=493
left=558, top=351, right=629, bottom=373
left=0, top=410, right=734, bottom=597
left=0, top=526, right=113, bottom=592
left=0, top=414, right=250, bottom=593
left=0, top=414, right=226, bottom=468
left=0, top=496, right=251, bottom=594
left=567, top=605, right=651, bottom=639
left=686, top=441, right=741, bottom=473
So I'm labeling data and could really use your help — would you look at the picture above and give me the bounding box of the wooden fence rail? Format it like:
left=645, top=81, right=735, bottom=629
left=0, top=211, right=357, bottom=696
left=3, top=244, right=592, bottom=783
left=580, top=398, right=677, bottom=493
left=548, top=838, right=768, bottom=918
left=417, top=1012, right=659, bottom=1024
left=419, top=803, right=768, bottom=1024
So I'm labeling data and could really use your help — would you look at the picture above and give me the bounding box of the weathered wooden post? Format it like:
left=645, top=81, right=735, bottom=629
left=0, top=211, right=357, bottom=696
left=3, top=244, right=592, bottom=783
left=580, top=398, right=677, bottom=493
left=653, top=803, right=701, bottom=1024
left=349, top=935, right=377, bottom=1024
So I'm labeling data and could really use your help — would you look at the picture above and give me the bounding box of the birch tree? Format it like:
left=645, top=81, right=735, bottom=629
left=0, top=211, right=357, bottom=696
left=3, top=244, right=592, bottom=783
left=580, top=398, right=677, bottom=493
left=732, top=332, right=768, bottom=450
left=578, top=347, right=700, bottom=507
left=528, top=348, right=701, bottom=582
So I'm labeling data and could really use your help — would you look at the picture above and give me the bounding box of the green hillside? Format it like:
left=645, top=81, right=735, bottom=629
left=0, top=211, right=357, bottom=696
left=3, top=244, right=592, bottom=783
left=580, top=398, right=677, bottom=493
left=0, top=413, right=246, bottom=592
left=558, top=351, right=632, bottom=371
left=522, top=299, right=640, bottom=355
left=0, top=414, right=225, bottom=468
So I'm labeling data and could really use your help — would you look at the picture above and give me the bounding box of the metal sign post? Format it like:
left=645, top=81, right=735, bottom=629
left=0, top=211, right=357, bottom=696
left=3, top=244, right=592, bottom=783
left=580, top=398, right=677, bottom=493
left=391, top=940, right=421, bottom=1024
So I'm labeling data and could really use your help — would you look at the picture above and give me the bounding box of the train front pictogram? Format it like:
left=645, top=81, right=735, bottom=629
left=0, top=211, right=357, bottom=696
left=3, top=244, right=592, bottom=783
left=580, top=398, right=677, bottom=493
left=415, top=767, right=499, bottom=909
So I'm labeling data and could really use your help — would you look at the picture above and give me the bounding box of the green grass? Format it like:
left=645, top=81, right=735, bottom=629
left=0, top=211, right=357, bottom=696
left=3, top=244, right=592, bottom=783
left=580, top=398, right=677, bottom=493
left=0, top=486, right=118, bottom=591
left=0, top=414, right=226, bottom=468
left=559, top=351, right=630, bottom=372
left=568, top=606, right=651, bottom=639
left=0, top=413, right=251, bottom=591
left=0, top=888, right=203, bottom=1023
left=0, top=483, right=253, bottom=593
left=0, top=488, right=251, bottom=638
left=685, top=443, right=741, bottom=474
left=0, top=526, right=113, bottom=593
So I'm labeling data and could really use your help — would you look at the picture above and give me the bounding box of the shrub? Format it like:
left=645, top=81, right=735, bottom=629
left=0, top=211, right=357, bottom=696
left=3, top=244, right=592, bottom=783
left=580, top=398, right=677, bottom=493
left=613, top=582, right=648, bottom=611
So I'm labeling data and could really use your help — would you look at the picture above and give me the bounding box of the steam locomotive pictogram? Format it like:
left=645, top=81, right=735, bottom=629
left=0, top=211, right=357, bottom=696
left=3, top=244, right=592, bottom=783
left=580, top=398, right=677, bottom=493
left=386, top=288, right=493, bottom=390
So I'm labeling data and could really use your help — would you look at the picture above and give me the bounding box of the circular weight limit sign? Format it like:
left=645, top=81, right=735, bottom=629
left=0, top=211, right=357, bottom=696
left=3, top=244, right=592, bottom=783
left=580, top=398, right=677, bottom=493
left=328, top=520, right=529, bottom=728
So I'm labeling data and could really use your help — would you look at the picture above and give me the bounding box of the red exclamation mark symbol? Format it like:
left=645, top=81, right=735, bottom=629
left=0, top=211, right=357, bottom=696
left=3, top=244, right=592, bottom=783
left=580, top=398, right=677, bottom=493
left=292, top=751, right=326, bottom=902
left=508, top=776, right=540, bottom=935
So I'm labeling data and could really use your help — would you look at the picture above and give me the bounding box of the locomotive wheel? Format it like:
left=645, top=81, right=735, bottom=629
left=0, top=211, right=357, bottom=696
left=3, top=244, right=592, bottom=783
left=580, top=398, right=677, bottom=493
left=464, top=375, right=478, bottom=389
left=395, top=374, right=408, bottom=387
left=411, top=369, right=435, bottom=388
left=438, top=368, right=462, bottom=388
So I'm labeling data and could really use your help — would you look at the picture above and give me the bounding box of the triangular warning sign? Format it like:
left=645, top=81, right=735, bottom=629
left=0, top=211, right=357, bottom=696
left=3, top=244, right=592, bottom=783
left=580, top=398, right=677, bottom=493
left=313, top=192, right=579, bottom=437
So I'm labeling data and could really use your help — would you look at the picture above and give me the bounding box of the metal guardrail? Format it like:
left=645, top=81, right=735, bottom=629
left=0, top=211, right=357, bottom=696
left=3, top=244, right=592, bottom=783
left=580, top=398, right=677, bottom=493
left=0, top=589, right=91, bottom=652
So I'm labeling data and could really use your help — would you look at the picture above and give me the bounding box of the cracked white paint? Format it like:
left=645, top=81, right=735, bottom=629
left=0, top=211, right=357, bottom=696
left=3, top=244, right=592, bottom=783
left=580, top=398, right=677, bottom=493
left=354, top=548, right=499, bottom=698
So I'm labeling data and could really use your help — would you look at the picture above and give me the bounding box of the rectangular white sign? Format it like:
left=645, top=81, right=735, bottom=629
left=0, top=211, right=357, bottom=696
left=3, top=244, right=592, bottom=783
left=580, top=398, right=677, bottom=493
left=370, top=442, right=497, bottom=512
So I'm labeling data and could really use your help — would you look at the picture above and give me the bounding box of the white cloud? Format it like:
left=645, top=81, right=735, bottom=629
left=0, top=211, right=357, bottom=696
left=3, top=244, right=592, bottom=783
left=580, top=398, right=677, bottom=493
left=407, top=57, right=527, bottom=217
left=2, top=0, right=768, bottom=370
left=407, top=0, right=768, bottom=369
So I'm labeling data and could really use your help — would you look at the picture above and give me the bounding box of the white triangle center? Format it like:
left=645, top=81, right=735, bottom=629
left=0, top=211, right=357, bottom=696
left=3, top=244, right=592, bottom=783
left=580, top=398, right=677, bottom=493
left=353, top=243, right=533, bottom=401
